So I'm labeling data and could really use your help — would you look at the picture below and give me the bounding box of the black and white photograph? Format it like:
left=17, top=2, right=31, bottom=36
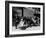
left=12, top=7, right=40, bottom=31
left=5, top=1, right=45, bottom=37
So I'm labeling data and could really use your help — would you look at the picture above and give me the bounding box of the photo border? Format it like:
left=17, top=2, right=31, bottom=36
left=5, top=1, right=45, bottom=37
